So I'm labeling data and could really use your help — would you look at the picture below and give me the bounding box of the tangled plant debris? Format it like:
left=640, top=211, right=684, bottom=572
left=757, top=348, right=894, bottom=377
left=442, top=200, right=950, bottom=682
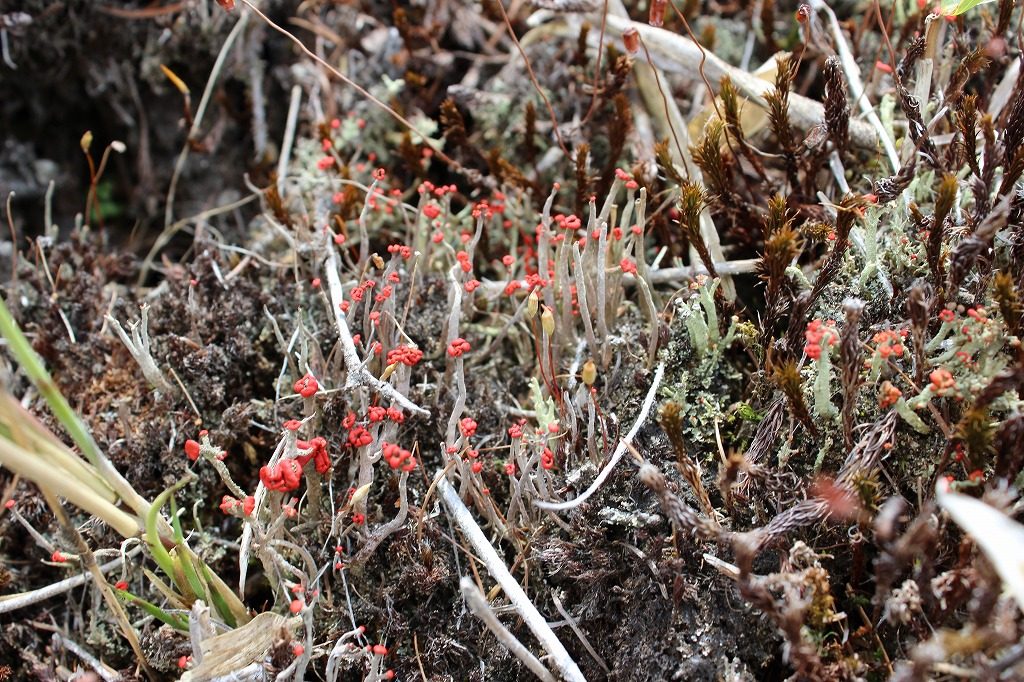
left=2, top=0, right=1024, bottom=680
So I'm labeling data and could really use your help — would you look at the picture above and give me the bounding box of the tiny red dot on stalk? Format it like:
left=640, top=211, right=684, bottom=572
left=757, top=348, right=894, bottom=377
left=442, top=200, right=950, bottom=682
left=260, top=459, right=303, bottom=492
left=879, top=381, right=902, bottom=409
left=387, top=344, right=424, bottom=367
left=460, top=417, right=478, bottom=438
left=648, top=0, right=666, bottom=26
left=347, top=427, right=373, bottom=448
left=622, top=25, right=638, bottom=51
left=219, top=495, right=238, bottom=514
left=447, top=338, right=471, bottom=358
left=541, top=455, right=555, bottom=470
left=294, top=374, right=319, bottom=398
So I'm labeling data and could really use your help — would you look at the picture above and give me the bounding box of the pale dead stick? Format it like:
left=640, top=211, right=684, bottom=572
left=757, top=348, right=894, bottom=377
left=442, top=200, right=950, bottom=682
left=139, top=9, right=252, bottom=285
left=595, top=14, right=880, bottom=151
left=535, top=361, right=664, bottom=512
left=435, top=470, right=587, bottom=682
left=460, top=577, right=558, bottom=682
left=323, top=224, right=430, bottom=417
left=806, top=0, right=899, bottom=172
left=606, top=0, right=734, bottom=300
left=0, top=546, right=143, bottom=614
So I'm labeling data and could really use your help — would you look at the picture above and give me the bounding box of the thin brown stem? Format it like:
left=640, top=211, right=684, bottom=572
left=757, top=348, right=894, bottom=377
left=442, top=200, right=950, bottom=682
left=638, top=35, right=689, bottom=177
left=5, top=192, right=15, bottom=282
left=493, top=0, right=571, bottom=157
left=239, top=0, right=461, bottom=170
left=581, top=0, right=611, bottom=126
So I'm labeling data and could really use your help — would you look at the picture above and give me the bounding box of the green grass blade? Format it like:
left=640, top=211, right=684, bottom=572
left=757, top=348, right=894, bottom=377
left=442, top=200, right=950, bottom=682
left=195, top=550, right=250, bottom=625
left=0, top=295, right=153, bottom=522
left=146, top=477, right=194, bottom=590
left=942, top=0, right=995, bottom=15
left=142, top=568, right=189, bottom=610
left=169, top=495, right=208, bottom=600
left=200, top=562, right=238, bottom=628
left=116, top=588, right=189, bottom=631
left=0, top=295, right=106, bottom=470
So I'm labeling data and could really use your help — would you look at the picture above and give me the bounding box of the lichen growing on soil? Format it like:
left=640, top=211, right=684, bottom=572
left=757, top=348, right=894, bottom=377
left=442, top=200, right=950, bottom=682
left=2, top=0, right=1024, bottom=681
